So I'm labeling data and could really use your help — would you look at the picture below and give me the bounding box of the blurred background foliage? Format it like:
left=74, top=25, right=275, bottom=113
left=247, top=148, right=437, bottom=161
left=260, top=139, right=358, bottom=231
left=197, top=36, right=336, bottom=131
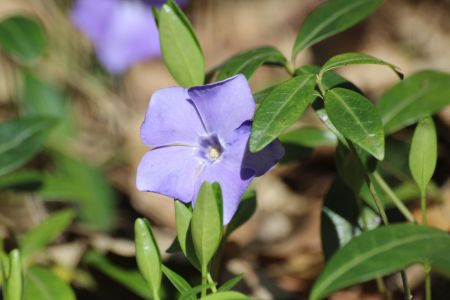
left=0, top=0, right=449, bottom=299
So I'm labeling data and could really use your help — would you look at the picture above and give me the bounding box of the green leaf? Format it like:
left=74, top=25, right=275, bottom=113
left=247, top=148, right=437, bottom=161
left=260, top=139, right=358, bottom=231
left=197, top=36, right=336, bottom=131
left=292, top=0, right=383, bottom=56
left=378, top=70, right=450, bottom=134
left=174, top=201, right=199, bottom=268
left=0, top=16, right=46, bottom=64
left=19, top=209, right=75, bottom=259
left=0, top=117, right=55, bottom=176
left=83, top=251, right=151, bottom=299
left=409, top=117, right=437, bottom=194
left=159, top=4, right=204, bottom=87
left=84, top=251, right=151, bottom=299
left=201, top=291, right=250, bottom=300
left=319, top=52, right=402, bottom=79
left=178, top=283, right=215, bottom=300
left=175, top=200, right=192, bottom=255
left=218, top=274, right=243, bottom=292
left=161, top=265, right=192, bottom=295
left=310, top=224, right=450, bottom=300
left=226, top=191, right=257, bottom=236
left=134, top=218, right=162, bottom=299
left=250, top=74, right=316, bottom=152
left=215, top=46, right=287, bottom=81
left=280, top=127, right=337, bottom=148
left=191, top=182, right=223, bottom=273
left=23, top=267, right=75, bottom=300
left=0, top=171, right=44, bottom=192
left=38, top=155, right=117, bottom=231
left=325, top=88, right=385, bottom=160
left=3, top=250, right=22, bottom=300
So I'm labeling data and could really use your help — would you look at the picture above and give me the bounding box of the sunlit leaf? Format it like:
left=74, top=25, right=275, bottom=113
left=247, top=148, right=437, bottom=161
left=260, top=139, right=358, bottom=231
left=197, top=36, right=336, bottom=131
left=24, top=267, right=75, bottom=300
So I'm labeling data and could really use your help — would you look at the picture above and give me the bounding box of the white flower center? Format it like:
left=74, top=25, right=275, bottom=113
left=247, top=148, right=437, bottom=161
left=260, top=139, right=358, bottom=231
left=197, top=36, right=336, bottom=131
left=208, top=146, right=221, bottom=160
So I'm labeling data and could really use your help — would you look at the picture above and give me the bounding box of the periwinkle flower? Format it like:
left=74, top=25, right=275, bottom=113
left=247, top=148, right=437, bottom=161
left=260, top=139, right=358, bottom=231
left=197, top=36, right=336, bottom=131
left=71, top=0, right=187, bottom=74
left=136, top=75, right=284, bottom=223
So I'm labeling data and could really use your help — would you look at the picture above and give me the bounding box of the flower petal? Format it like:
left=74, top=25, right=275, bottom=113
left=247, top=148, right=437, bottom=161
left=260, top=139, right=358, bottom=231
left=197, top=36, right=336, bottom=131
left=141, top=87, right=207, bottom=147
left=242, top=134, right=284, bottom=176
left=71, top=0, right=116, bottom=44
left=187, top=74, right=255, bottom=140
left=96, top=0, right=160, bottom=74
left=136, top=146, right=202, bottom=202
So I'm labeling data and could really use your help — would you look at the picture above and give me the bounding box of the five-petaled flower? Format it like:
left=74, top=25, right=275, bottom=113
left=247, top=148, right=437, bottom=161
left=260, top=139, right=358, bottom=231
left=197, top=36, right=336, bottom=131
left=136, top=75, right=284, bottom=223
left=71, top=0, right=187, bottom=74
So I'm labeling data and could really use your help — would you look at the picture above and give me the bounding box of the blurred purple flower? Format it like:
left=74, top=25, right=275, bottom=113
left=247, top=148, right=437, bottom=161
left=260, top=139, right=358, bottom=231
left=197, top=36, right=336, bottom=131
left=71, top=0, right=187, bottom=74
left=136, top=75, right=284, bottom=223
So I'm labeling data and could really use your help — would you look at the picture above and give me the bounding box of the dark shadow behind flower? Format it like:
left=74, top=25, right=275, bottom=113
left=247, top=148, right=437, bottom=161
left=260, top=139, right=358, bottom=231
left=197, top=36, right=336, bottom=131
left=70, top=0, right=187, bottom=74
left=136, top=75, right=284, bottom=224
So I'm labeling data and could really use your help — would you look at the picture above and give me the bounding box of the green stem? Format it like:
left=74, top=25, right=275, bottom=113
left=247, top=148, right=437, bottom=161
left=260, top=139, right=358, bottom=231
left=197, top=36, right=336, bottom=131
left=201, top=265, right=207, bottom=298
left=152, top=289, right=160, bottom=300
left=421, top=190, right=428, bottom=226
left=348, top=142, right=411, bottom=300
left=424, top=261, right=431, bottom=300
left=373, top=171, right=416, bottom=223
left=207, top=273, right=218, bottom=293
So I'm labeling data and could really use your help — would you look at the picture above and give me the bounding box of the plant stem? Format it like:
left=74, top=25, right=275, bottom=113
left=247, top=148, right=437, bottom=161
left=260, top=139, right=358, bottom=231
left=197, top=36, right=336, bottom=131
left=201, top=265, right=207, bottom=298
left=421, top=191, right=432, bottom=300
left=152, top=290, right=160, bottom=300
left=421, top=190, right=428, bottom=226
left=348, top=142, right=411, bottom=300
left=373, top=171, right=416, bottom=223
left=207, top=273, right=218, bottom=293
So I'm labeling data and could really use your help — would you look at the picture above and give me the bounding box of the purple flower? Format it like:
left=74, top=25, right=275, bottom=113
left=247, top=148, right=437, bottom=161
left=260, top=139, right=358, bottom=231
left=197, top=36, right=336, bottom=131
left=136, top=75, right=284, bottom=223
left=71, top=0, right=186, bottom=74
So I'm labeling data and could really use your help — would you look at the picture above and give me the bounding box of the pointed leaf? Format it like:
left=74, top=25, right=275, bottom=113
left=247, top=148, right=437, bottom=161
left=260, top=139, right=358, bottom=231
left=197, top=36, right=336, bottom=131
left=0, top=117, right=55, bottom=176
left=250, top=74, right=316, bottom=152
left=320, top=52, right=402, bottom=79
left=215, top=46, right=287, bottom=81
left=20, top=210, right=75, bottom=259
left=292, top=0, right=382, bottom=56
left=310, top=224, right=450, bottom=300
left=218, top=274, right=243, bottom=292
left=159, top=4, right=204, bottom=87
left=134, top=218, right=162, bottom=298
left=24, top=267, right=75, bottom=300
left=161, top=265, right=192, bottom=294
left=409, top=117, right=437, bottom=193
left=191, top=182, right=223, bottom=272
left=378, top=70, right=450, bottom=134
left=325, top=88, right=385, bottom=160
left=0, top=16, right=46, bottom=64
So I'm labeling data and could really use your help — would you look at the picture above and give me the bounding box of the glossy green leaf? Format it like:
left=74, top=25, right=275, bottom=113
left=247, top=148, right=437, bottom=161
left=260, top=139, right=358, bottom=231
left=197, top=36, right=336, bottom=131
left=409, top=117, right=437, bottom=193
left=310, top=224, right=450, bottom=300
left=0, top=16, right=46, bottom=64
left=292, top=0, right=382, bottom=56
left=280, top=127, right=337, bottom=148
left=0, top=117, right=55, bottom=176
left=159, top=4, right=204, bottom=87
left=84, top=251, right=151, bottom=299
left=0, top=171, right=44, bottom=192
left=250, top=74, right=316, bottom=152
left=379, top=70, right=450, bottom=134
left=134, top=218, right=161, bottom=299
left=226, top=191, right=256, bottom=236
left=218, top=275, right=243, bottom=292
left=3, top=250, right=22, bottom=300
left=215, top=46, right=287, bottom=81
left=202, top=291, right=250, bottom=300
left=161, top=265, right=192, bottom=295
left=191, top=182, right=223, bottom=272
left=20, top=209, right=75, bottom=259
left=320, top=52, right=402, bottom=79
left=38, top=155, right=117, bottom=231
left=325, top=88, right=385, bottom=160
left=23, top=267, right=75, bottom=300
